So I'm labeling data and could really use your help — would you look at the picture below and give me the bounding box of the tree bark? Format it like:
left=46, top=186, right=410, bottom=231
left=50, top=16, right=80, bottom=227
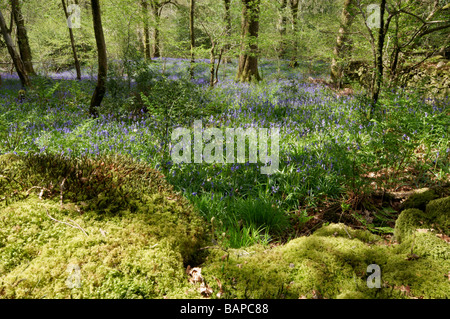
left=372, top=0, right=387, bottom=107
left=236, top=0, right=261, bottom=82
left=150, top=2, right=160, bottom=58
left=11, top=0, right=34, bottom=75
left=142, top=0, right=151, bottom=60
left=89, top=0, right=107, bottom=117
left=189, top=0, right=195, bottom=78
left=278, top=0, right=288, bottom=59
left=62, top=0, right=81, bottom=80
left=0, top=9, right=30, bottom=87
left=289, top=0, right=299, bottom=67
left=223, top=0, right=232, bottom=63
left=330, top=0, right=355, bottom=88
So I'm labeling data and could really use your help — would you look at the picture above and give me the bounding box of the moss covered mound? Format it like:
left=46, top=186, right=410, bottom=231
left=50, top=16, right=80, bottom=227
left=1, top=153, right=448, bottom=299
left=201, top=223, right=450, bottom=299
left=425, top=196, right=450, bottom=234
left=395, top=196, right=449, bottom=242
left=400, top=189, right=439, bottom=211
left=0, top=153, right=207, bottom=298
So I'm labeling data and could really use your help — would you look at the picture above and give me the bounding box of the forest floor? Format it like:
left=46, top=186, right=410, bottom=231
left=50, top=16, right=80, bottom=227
left=0, top=59, right=449, bottom=298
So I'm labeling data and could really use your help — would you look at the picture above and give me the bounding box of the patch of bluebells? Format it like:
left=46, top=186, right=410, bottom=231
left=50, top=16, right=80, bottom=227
left=1, top=59, right=448, bottom=208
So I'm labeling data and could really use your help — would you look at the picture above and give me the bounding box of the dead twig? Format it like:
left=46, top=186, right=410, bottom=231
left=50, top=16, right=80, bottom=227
left=46, top=209, right=88, bottom=237
left=60, top=177, right=67, bottom=208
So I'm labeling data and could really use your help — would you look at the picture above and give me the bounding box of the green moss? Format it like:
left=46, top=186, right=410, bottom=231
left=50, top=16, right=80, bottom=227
left=394, top=209, right=427, bottom=243
left=314, top=223, right=382, bottom=243
left=201, top=223, right=450, bottom=299
left=425, top=196, right=450, bottom=235
left=0, top=153, right=207, bottom=298
left=395, top=196, right=450, bottom=243
left=336, top=291, right=369, bottom=299
left=401, top=189, right=438, bottom=211
left=400, top=232, right=450, bottom=260
left=1, top=153, right=449, bottom=299
left=0, top=197, right=203, bottom=298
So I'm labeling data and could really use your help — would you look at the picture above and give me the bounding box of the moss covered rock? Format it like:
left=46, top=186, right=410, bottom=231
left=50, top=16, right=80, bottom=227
left=394, top=208, right=427, bottom=243
left=425, top=196, right=450, bottom=235
left=395, top=196, right=449, bottom=243
left=401, top=189, right=438, bottom=211
left=201, top=223, right=450, bottom=299
left=0, top=153, right=207, bottom=298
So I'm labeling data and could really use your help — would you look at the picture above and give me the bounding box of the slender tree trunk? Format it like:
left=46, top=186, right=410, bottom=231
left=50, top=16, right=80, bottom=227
left=142, top=0, right=151, bottom=60
left=189, top=0, right=195, bottom=78
left=0, top=9, right=30, bottom=87
left=62, top=0, right=81, bottom=80
left=236, top=0, right=261, bottom=82
left=389, top=11, right=400, bottom=83
left=278, top=0, right=288, bottom=59
left=209, top=41, right=216, bottom=87
left=89, top=0, right=107, bottom=117
left=151, top=4, right=160, bottom=58
left=330, top=0, right=355, bottom=88
left=223, top=0, right=232, bottom=63
left=11, top=0, right=34, bottom=75
left=289, top=0, right=299, bottom=67
left=372, top=0, right=387, bottom=107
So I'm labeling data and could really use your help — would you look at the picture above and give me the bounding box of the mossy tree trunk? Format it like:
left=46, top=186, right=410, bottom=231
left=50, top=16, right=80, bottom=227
left=330, top=0, right=355, bottom=89
left=89, top=0, right=107, bottom=117
left=11, top=0, right=34, bottom=75
left=0, top=9, right=30, bottom=87
left=236, top=0, right=261, bottom=82
left=62, top=0, right=81, bottom=80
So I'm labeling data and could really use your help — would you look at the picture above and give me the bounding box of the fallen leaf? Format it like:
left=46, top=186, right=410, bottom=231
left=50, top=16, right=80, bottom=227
left=199, top=282, right=213, bottom=297
left=394, top=285, right=411, bottom=295
left=436, top=233, right=450, bottom=243
left=312, top=290, right=323, bottom=299
left=187, top=267, right=204, bottom=284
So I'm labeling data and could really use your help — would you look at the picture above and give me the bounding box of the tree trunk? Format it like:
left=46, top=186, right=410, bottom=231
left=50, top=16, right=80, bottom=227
left=0, top=9, right=30, bottom=87
left=151, top=4, right=160, bottom=58
left=289, top=0, right=299, bottom=67
left=11, top=0, right=34, bottom=75
left=372, top=0, right=387, bottom=107
left=236, top=0, right=261, bottom=82
left=330, top=0, right=355, bottom=88
left=189, top=0, right=195, bottom=78
left=62, top=0, right=81, bottom=80
left=209, top=41, right=216, bottom=87
left=278, top=0, right=288, bottom=59
left=223, top=0, right=232, bottom=63
left=89, top=0, right=107, bottom=117
left=142, top=0, right=151, bottom=60
left=389, top=11, right=400, bottom=84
